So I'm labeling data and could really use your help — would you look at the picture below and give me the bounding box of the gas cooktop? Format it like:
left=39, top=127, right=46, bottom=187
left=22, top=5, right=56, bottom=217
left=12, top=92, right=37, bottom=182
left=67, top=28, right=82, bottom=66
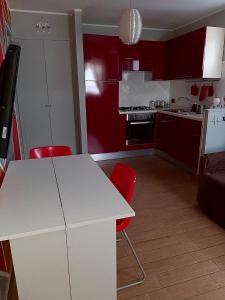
left=119, top=106, right=152, bottom=112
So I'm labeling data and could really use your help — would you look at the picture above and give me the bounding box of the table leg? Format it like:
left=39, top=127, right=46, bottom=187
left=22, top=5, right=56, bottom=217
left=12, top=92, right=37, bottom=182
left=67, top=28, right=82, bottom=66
left=10, top=230, right=71, bottom=300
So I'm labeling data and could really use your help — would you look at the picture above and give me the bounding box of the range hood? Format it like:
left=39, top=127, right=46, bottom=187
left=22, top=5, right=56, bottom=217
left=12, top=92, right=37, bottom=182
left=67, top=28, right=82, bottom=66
left=122, top=70, right=153, bottom=81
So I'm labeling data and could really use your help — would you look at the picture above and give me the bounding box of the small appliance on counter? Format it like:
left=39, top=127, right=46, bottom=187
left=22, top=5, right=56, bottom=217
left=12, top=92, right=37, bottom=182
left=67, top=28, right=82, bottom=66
left=192, top=103, right=198, bottom=113
left=149, top=100, right=155, bottom=110
left=155, top=100, right=161, bottom=108
left=197, top=105, right=204, bottom=114
left=212, top=97, right=221, bottom=108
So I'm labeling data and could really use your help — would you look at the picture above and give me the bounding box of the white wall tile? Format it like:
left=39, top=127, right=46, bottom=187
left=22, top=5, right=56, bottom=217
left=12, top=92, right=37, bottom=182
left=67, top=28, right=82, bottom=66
left=119, top=71, right=170, bottom=107
left=170, top=78, right=222, bottom=110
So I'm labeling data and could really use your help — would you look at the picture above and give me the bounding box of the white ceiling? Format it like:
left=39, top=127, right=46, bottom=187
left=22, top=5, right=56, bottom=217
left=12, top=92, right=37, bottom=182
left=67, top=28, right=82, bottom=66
left=8, top=0, right=225, bottom=30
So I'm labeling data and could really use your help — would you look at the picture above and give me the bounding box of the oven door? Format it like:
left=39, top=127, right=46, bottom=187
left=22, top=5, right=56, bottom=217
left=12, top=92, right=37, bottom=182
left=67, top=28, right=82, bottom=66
left=126, top=116, right=155, bottom=146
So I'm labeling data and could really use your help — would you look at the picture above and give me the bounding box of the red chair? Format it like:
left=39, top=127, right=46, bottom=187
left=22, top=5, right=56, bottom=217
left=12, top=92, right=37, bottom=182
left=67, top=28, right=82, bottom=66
left=30, top=146, right=72, bottom=159
left=110, top=163, right=146, bottom=291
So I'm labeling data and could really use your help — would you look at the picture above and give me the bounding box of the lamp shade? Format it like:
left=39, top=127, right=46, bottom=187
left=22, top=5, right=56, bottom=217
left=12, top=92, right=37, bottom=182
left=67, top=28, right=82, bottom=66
left=119, top=9, right=142, bottom=45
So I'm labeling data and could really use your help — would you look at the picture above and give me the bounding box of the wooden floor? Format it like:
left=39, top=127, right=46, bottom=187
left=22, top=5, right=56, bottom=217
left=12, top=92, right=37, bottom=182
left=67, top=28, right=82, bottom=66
left=99, top=155, right=225, bottom=300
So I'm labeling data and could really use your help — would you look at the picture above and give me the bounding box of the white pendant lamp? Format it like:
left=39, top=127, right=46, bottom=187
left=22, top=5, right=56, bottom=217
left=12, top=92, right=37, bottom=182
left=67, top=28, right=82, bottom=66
left=119, top=3, right=142, bottom=45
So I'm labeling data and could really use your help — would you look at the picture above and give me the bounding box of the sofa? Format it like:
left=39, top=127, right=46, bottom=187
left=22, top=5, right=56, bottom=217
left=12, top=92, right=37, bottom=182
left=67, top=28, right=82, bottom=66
left=198, top=151, right=225, bottom=228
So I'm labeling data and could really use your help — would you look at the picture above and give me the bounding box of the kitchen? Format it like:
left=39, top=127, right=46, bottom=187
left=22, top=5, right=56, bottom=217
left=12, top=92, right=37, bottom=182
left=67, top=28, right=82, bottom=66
left=84, top=27, right=225, bottom=173
left=2, top=1, right=225, bottom=300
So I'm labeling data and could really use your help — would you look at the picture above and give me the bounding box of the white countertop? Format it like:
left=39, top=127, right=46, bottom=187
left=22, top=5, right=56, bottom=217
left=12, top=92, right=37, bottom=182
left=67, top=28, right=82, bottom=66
left=53, top=155, right=135, bottom=229
left=119, top=110, right=157, bottom=115
left=119, top=108, right=203, bottom=121
left=160, top=110, right=203, bottom=122
left=0, top=158, right=65, bottom=241
left=0, top=155, right=134, bottom=241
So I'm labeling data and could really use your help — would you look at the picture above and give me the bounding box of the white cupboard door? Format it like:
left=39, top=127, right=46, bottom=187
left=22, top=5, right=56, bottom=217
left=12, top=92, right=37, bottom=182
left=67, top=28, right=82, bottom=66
left=67, top=221, right=117, bottom=300
left=44, top=40, right=77, bottom=154
left=10, top=230, right=71, bottom=300
left=15, top=39, right=52, bottom=158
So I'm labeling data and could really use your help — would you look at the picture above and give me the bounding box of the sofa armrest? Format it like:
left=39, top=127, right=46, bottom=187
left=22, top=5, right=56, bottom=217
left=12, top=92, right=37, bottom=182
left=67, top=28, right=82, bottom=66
left=199, top=152, right=225, bottom=175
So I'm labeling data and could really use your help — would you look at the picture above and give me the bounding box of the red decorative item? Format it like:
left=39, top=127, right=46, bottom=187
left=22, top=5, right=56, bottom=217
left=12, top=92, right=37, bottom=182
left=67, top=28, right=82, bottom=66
left=199, top=85, right=208, bottom=102
left=12, top=112, right=21, bottom=160
left=191, top=84, right=199, bottom=96
left=208, top=84, right=214, bottom=97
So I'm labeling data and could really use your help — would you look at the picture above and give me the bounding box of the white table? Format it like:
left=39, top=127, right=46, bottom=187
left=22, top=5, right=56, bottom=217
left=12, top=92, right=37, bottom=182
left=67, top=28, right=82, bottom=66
left=0, top=155, right=134, bottom=300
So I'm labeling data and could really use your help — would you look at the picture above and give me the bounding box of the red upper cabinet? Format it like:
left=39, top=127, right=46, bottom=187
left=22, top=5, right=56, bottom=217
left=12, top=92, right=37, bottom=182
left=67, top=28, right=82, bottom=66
left=166, top=27, right=225, bottom=80
left=120, top=40, right=165, bottom=79
left=150, top=42, right=165, bottom=80
left=83, top=34, right=121, bottom=81
left=166, top=28, right=206, bottom=79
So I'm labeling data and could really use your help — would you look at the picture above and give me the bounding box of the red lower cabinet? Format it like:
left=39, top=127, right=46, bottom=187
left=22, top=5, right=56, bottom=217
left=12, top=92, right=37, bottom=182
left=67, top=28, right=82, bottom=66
left=0, top=242, right=6, bottom=272
left=86, top=81, right=126, bottom=154
left=156, top=113, right=202, bottom=169
left=177, top=117, right=202, bottom=168
left=87, top=116, right=118, bottom=154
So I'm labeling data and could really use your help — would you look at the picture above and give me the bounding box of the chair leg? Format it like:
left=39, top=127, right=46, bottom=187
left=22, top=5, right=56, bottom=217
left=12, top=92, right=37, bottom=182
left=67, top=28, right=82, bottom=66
left=117, top=230, right=146, bottom=291
left=116, top=231, right=123, bottom=242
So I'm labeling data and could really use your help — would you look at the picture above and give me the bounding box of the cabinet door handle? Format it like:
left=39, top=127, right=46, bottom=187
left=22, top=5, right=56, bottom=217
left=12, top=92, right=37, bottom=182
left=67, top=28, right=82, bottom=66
left=44, top=104, right=51, bottom=108
left=130, top=121, right=153, bottom=125
left=160, top=119, right=175, bottom=123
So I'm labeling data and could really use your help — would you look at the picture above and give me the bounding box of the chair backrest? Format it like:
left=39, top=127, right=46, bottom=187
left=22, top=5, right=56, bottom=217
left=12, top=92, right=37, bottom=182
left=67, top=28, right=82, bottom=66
left=0, top=167, right=5, bottom=187
left=110, top=163, right=136, bottom=204
left=30, top=146, right=72, bottom=159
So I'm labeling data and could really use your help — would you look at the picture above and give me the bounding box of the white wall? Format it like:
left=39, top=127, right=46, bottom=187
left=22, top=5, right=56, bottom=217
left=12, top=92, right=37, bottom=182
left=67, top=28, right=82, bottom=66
left=169, top=62, right=225, bottom=110
left=82, top=24, right=173, bottom=41
left=119, top=71, right=170, bottom=107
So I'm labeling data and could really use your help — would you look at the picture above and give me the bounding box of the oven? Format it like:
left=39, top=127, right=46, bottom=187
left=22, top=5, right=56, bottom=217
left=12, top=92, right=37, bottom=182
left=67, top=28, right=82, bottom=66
left=126, top=113, right=155, bottom=146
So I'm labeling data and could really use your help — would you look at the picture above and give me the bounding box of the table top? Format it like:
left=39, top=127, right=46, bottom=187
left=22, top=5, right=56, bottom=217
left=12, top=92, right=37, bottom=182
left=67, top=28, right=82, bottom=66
left=0, top=155, right=134, bottom=240
left=0, top=158, right=65, bottom=241
left=53, top=155, right=135, bottom=229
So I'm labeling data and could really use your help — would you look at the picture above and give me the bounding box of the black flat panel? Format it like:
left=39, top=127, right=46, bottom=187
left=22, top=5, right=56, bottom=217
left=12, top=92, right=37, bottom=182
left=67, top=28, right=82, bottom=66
left=0, top=44, right=21, bottom=158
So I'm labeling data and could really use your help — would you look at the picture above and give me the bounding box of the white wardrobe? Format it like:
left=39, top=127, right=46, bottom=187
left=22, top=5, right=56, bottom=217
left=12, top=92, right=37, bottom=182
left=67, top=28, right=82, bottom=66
left=13, top=12, right=77, bottom=158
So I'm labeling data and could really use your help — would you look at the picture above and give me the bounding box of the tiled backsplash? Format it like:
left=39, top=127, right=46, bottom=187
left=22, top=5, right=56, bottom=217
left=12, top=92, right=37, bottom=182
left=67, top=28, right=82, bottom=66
left=119, top=71, right=170, bottom=107
left=119, top=63, right=225, bottom=109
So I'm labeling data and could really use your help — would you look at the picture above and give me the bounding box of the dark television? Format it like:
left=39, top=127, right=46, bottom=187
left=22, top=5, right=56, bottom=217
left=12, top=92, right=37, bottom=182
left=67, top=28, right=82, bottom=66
left=0, top=44, right=21, bottom=159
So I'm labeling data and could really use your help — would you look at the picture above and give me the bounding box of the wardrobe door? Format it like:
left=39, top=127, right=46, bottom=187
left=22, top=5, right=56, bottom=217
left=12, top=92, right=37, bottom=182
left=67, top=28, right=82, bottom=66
left=44, top=40, right=76, bottom=154
left=15, top=39, right=52, bottom=158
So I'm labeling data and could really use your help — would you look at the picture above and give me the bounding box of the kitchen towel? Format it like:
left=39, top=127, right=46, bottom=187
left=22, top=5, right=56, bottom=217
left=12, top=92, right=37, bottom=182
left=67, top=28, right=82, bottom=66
left=208, top=84, right=214, bottom=97
left=191, top=84, right=199, bottom=96
left=199, top=85, right=208, bottom=102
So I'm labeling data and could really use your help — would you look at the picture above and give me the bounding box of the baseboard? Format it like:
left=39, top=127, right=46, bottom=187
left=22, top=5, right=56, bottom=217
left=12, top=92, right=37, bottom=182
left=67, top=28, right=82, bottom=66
left=91, top=149, right=155, bottom=161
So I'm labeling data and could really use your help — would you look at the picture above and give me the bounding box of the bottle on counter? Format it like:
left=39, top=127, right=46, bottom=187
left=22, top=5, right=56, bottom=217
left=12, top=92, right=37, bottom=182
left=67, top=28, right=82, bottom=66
left=149, top=100, right=156, bottom=110
left=192, top=103, right=198, bottom=113
left=197, top=105, right=204, bottom=114
left=170, top=98, right=176, bottom=110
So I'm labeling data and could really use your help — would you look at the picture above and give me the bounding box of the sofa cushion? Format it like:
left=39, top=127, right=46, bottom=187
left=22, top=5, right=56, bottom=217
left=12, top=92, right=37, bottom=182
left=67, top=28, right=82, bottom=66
left=207, top=172, right=225, bottom=185
left=206, top=153, right=225, bottom=173
left=202, top=172, right=225, bottom=228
